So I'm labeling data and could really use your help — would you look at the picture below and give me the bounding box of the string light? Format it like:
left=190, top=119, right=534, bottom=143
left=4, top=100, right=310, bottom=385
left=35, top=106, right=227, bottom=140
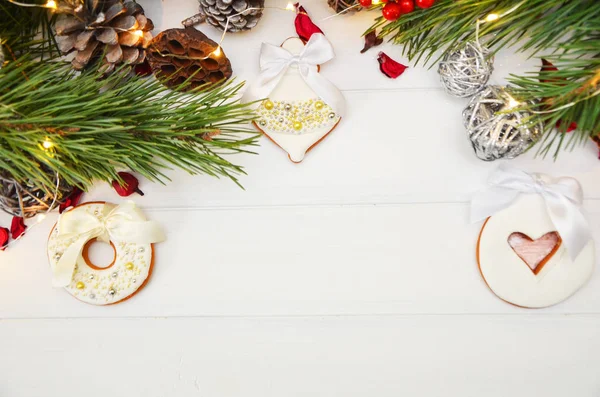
left=5, top=0, right=57, bottom=9
left=285, top=2, right=295, bottom=11
left=506, top=94, right=520, bottom=109
left=485, top=13, right=499, bottom=22
left=42, top=138, right=54, bottom=149
left=133, top=30, right=144, bottom=38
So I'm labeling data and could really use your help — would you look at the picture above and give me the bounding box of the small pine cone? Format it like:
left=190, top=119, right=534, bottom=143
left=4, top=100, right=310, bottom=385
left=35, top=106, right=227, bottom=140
left=327, top=0, right=360, bottom=13
left=55, top=0, right=154, bottom=73
left=198, top=0, right=265, bottom=32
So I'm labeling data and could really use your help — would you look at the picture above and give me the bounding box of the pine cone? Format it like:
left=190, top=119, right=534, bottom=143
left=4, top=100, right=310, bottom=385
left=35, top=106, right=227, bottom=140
left=327, top=0, right=359, bottom=13
left=146, top=27, right=233, bottom=91
left=55, top=0, right=153, bottom=74
left=198, top=0, right=264, bottom=32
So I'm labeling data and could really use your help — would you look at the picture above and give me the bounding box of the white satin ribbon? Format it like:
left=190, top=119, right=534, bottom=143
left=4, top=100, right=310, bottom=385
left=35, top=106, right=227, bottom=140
left=52, top=202, right=165, bottom=287
left=471, top=164, right=591, bottom=260
left=241, top=33, right=346, bottom=117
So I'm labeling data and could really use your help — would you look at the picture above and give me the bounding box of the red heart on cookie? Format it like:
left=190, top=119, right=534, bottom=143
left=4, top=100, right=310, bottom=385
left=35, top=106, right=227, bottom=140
left=507, top=231, right=562, bottom=275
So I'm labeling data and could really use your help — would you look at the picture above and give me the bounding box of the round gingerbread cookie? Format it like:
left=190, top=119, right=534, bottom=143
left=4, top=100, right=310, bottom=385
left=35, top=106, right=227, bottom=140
left=253, top=37, right=342, bottom=163
left=477, top=194, right=594, bottom=308
left=47, top=202, right=155, bottom=305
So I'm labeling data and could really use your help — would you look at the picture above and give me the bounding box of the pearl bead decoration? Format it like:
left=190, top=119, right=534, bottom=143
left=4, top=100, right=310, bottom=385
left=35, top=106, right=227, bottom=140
left=256, top=98, right=341, bottom=135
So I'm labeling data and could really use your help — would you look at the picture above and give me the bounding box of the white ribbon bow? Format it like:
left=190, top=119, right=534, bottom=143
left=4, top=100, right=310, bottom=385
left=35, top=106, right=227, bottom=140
left=52, top=202, right=165, bottom=287
left=471, top=164, right=591, bottom=260
left=242, top=33, right=346, bottom=117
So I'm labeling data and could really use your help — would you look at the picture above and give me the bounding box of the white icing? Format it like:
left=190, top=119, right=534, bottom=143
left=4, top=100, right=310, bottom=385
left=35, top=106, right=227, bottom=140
left=478, top=194, right=594, bottom=308
left=257, top=37, right=341, bottom=163
left=47, top=203, right=153, bottom=305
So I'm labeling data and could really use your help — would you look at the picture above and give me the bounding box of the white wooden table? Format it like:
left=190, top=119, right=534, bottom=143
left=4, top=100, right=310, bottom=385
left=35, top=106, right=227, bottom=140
left=2, top=1, right=600, bottom=395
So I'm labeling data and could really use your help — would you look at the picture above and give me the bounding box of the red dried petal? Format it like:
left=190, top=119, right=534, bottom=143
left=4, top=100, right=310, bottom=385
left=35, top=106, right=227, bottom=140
left=361, top=31, right=383, bottom=54
left=377, top=52, right=407, bottom=79
left=134, top=60, right=153, bottom=77
left=111, top=172, right=144, bottom=197
left=10, top=216, right=27, bottom=239
left=540, top=58, right=561, bottom=84
left=59, top=186, right=85, bottom=213
left=556, top=120, right=577, bottom=133
left=294, top=4, right=324, bottom=42
left=0, top=227, right=8, bottom=251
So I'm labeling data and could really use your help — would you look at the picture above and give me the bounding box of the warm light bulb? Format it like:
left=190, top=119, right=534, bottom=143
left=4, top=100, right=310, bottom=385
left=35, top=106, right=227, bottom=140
left=212, top=46, right=222, bottom=57
left=37, top=214, right=46, bottom=223
left=42, top=138, right=54, bottom=149
left=133, top=29, right=144, bottom=38
left=45, top=0, right=57, bottom=9
left=285, top=2, right=295, bottom=10
left=372, top=0, right=381, bottom=4
left=485, top=13, right=499, bottom=22
left=506, top=95, right=520, bottom=109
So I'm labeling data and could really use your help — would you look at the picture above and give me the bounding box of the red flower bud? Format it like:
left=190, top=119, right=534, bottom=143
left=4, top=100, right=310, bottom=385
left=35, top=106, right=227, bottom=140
left=556, top=120, right=577, bottom=133
left=377, top=52, right=408, bottom=79
left=111, top=172, right=145, bottom=197
left=294, top=4, right=324, bottom=42
left=10, top=216, right=27, bottom=239
left=134, top=60, right=153, bottom=77
left=0, top=227, right=8, bottom=251
left=59, top=186, right=85, bottom=213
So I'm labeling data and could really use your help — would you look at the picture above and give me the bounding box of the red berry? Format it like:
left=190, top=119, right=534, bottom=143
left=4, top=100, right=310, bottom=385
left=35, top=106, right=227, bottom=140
left=111, top=172, right=145, bottom=197
left=399, top=0, right=414, bottom=13
left=359, top=0, right=372, bottom=7
left=415, top=0, right=434, bottom=8
left=382, top=1, right=402, bottom=20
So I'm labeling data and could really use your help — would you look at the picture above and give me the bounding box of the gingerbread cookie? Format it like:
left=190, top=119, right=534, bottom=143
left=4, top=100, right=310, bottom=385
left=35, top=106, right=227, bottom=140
left=47, top=201, right=165, bottom=305
left=243, top=33, right=345, bottom=163
left=473, top=167, right=594, bottom=308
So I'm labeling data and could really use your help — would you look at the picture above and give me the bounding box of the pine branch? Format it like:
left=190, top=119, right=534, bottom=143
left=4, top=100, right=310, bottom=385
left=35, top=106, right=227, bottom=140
left=0, top=55, right=259, bottom=190
left=370, top=0, right=600, bottom=157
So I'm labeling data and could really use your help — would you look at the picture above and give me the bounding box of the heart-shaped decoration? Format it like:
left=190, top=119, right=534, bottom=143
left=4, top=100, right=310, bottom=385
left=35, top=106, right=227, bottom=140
left=507, top=231, right=562, bottom=275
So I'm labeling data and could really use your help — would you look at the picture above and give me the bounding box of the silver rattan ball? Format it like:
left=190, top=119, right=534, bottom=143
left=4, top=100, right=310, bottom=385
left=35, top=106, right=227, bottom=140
left=463, top=85, right=543, bottom=161
left=0, top=170, right=73, bottom=218
left=438, top=42, right=494, bottom=98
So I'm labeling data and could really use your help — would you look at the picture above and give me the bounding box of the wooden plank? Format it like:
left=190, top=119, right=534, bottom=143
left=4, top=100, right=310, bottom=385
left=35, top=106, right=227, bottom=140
left=1, top=203, right=600, bottom=318
left=1, top=315, right=599, bottom=396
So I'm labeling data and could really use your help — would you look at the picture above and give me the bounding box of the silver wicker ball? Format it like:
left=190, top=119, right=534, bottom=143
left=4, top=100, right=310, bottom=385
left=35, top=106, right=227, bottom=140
left=463, top=85, right=543, bottom=161
left=438, top=42, right=494, bottom=98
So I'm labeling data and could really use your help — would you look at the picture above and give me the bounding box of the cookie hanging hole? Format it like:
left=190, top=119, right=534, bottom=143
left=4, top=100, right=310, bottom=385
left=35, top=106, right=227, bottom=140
left=82, top=239, right=117, bottom=270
